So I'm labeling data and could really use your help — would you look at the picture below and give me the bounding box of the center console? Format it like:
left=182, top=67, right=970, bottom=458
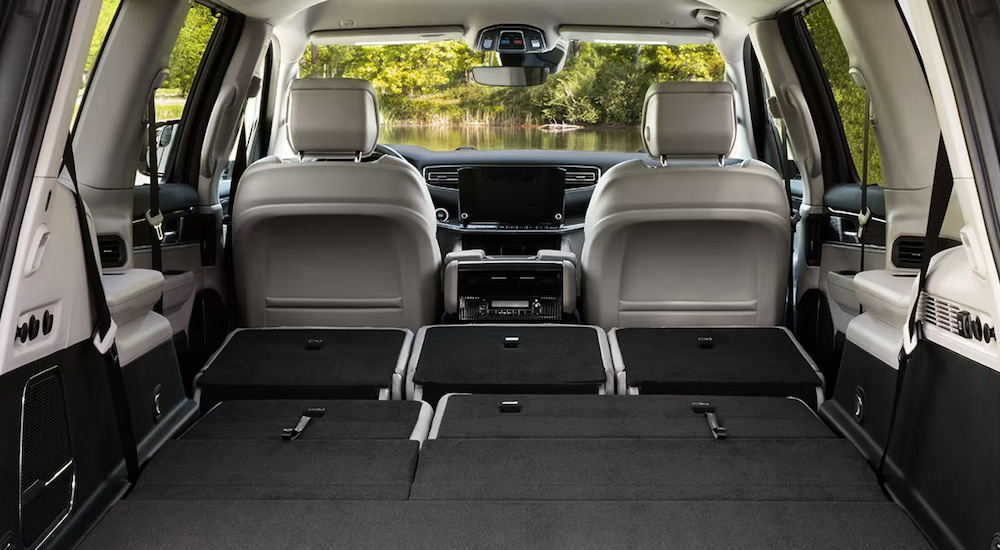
left=444, top=249, right=577, bottom=323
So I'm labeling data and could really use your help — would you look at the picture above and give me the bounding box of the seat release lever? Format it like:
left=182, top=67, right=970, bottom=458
left=692, top=402, right=727, bottom=439
left=282, top=407, right=326, bottom=440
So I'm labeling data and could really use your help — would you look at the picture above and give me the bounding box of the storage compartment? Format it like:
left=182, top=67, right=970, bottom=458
left=407, top=325, right=612, bottom=402
left=611, top=327, right=824, bottom=405
left=196, top=328, right=412, bottom=407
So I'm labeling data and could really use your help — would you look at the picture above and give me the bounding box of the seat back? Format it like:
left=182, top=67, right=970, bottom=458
left=582, top=81, right=790, bottom=329
left=233, top=79, right=440, bottom=330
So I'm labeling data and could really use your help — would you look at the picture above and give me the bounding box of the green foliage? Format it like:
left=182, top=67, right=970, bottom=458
left=84, top=0, right=121, bottom=80
left=805, top=3, right=883, bottom=184
left=162, top=4, right=219, bottom=96
left=298, top=41, right=724, bottom=126
left=84, top=0, right=218, bottom=103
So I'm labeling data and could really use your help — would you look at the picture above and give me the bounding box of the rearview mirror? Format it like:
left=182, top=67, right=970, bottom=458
left=471, top=66, right=549, bottom=87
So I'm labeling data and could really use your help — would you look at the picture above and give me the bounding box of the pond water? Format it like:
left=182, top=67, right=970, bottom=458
left=380, top=125, right=644, bottom=153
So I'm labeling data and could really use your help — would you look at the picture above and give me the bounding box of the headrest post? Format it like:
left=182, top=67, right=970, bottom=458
left=354, top=151, right=362, bottom=163
left=660, top=155, right=669, bottom=167
left=718, top=156, right=724, bottom=167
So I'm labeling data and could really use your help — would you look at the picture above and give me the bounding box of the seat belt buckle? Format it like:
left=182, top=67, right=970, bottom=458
left=856, top=207, right=872, bottom=239
left=93, top=319, right=118, bottom=355
left=145, top=209, right=164, bottom=241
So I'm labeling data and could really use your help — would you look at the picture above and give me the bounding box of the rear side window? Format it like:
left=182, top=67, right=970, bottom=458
left=76, top=0, right=122, bottom=127
left=803, top=3, right=883, bottom=184
left=135, top=2, right=220, bottom=186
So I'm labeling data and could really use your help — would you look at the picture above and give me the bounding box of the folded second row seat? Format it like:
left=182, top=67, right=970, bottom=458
left=195, top=324, right=822, bottom=408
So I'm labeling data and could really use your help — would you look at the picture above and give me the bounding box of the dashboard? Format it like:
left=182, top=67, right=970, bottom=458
left=390, top=143, right=656, bottom=231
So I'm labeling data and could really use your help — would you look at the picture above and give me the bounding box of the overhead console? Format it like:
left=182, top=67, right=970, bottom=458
left=476, top=25, right=549, bottom=53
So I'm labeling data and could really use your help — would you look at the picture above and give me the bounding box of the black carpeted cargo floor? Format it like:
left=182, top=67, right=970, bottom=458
left=79, top=500, right=931, bottom=550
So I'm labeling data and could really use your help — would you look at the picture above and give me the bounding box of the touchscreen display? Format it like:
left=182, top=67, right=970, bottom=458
left=458, top=167, right=565, bottom=226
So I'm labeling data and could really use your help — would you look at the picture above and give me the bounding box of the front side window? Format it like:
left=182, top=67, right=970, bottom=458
left=135, top=2, right=220, bottom=185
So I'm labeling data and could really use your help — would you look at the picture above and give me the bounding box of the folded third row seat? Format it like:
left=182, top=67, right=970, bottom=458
left=130, top=399, right=431, bottom=501
left=412, top=394, right=881, bottom=501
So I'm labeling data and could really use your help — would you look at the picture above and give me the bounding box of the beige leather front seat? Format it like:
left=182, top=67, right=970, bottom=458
left=232, top=78, right=440, bottom=330
left=582, top=81, right=790, bottom=329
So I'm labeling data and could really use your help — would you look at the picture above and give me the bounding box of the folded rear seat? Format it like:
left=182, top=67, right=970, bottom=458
left=407, top=324, right=613, bottom=402
left=130, top=400, right=430, bottom=501
left=412, top=394, right=882, bottom=501
left=196, top=328, right=412, bottom=408
left=429, top=393, right=833, bottom=439
left=610, top=327, right=824, bottom=406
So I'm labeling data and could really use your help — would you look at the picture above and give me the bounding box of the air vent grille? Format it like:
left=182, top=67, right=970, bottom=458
left=919, top=294, right=962, bottom=334
left=424, top=165, right=601, bottom=189
left=98, top=235, right=126, bottom=268
left=423, top=167, right=459, bottom=188
left=563, top=166, right=600, bottom=188
left=892, top=236, right=924, bottom=269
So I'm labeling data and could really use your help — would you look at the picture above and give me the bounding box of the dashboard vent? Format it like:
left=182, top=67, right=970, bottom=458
left=563, top=166, right=600, bottom=188
left=423, top=167, right=460, bottom=188
left=919, top=293, right=961, bottom=334
left=425, top=165, right=601, bottom=189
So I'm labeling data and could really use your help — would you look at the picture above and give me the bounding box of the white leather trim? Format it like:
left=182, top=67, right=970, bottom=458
left=409, top=401, right=434, bottom=447
left=854, top=270, right=917, bottom=328
left=104, top=269, right=164, bottom=326
left=116, top=311, right=173, bottom=367
left=846, top=313, right=903, bottom=369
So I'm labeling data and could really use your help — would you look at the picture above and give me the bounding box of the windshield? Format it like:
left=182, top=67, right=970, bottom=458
left=298, top=41, right=724, bottom=151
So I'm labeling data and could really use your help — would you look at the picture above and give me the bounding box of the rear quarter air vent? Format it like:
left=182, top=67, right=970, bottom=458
left=891, top=235, right=962, bottom=269
left=98, top=235, right=126, bottom=268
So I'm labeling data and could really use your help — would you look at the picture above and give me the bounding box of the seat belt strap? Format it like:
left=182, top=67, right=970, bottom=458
left=224, top=123, right=248, bottom=329
left=780, top=122, right=797, bottom=329
left=858, top=94, right=872, bottom=274
left=877, top=137, right=953, bottom=483
left=63, top=138, right=141, bottom=484
left=145, top=95, right=163, bottom=314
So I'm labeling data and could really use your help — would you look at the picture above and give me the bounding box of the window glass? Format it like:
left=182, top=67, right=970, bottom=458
left=135, top=2, right=219, bottom=186
left=296, top=41, right=725, bottom=152
left=76, top=0, right=122, bottom=126
left=804, top=2, right=883, bottom=184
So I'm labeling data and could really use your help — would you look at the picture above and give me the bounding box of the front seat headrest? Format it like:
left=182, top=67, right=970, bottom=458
left=287, top=78, right=379, bottom=158
left=641, top=81, right=737, bottom=160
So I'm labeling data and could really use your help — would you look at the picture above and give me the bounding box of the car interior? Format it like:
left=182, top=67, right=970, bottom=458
left=1, top=0, right=999, bottom=548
